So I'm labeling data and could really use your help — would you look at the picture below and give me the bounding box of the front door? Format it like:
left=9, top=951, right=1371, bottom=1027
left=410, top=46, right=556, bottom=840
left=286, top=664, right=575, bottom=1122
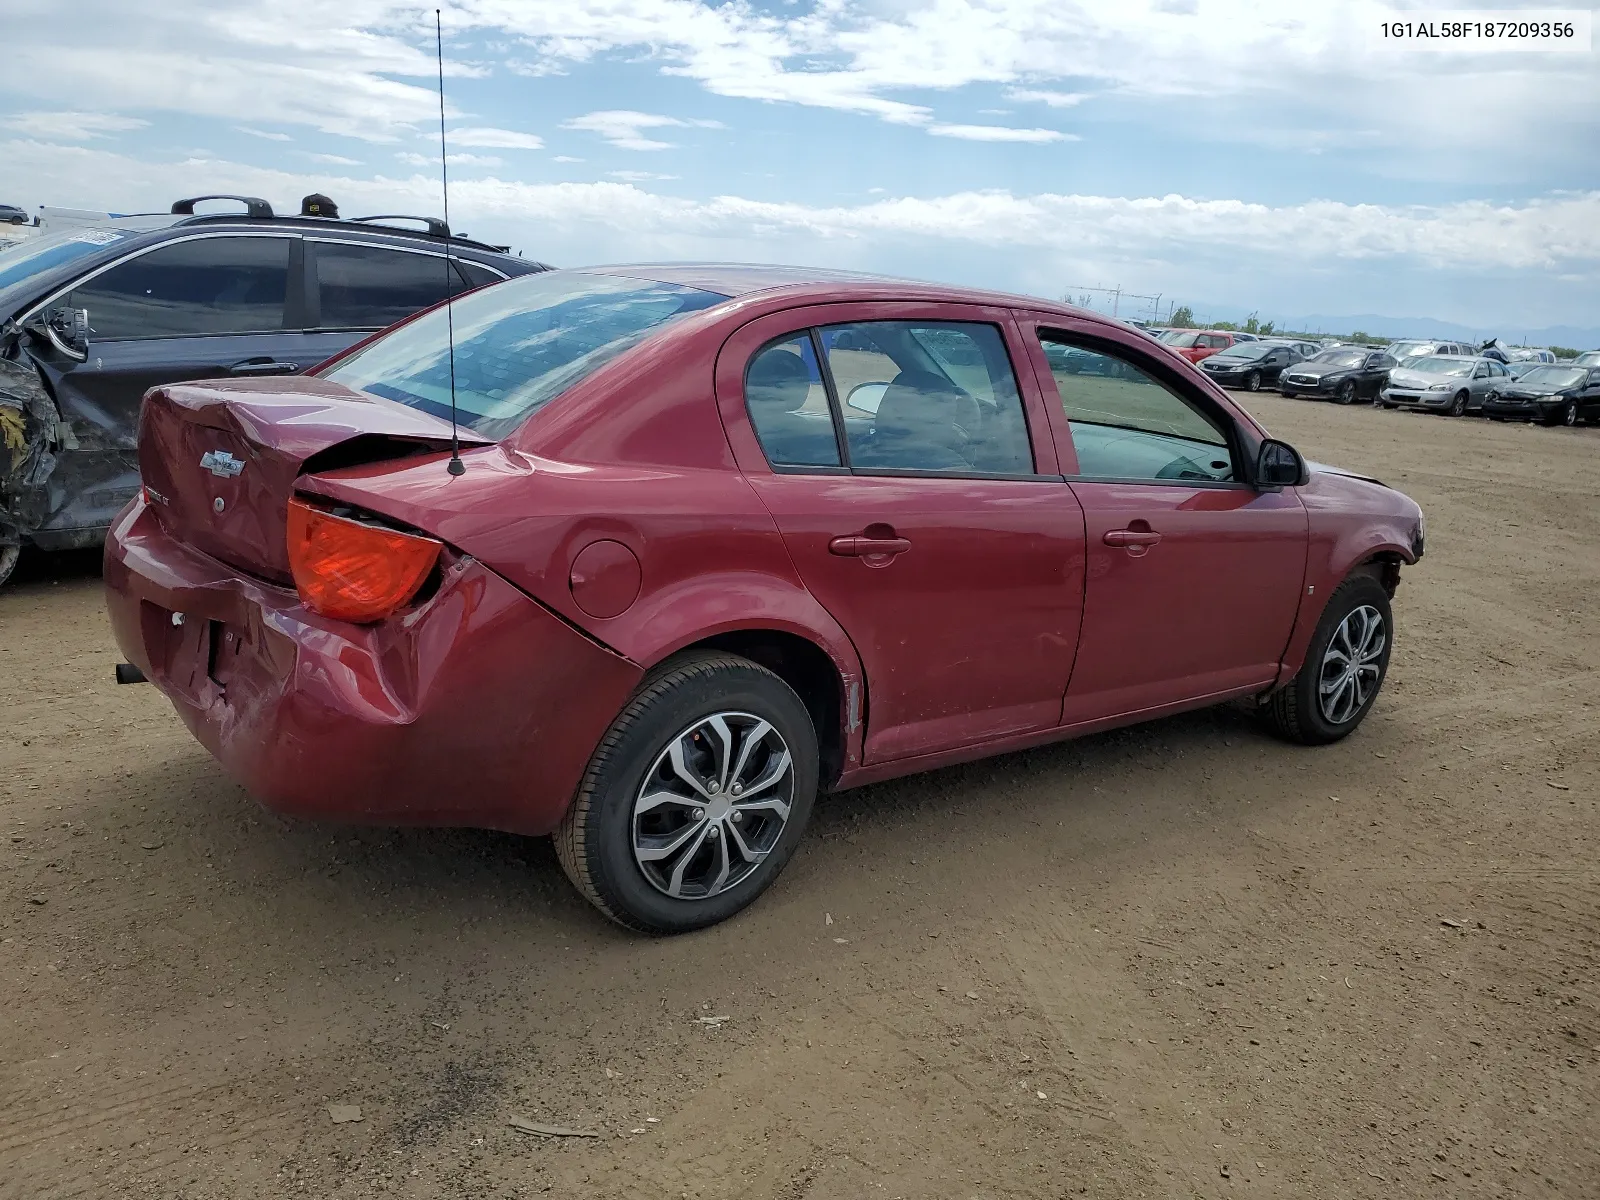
left=1024, top=322, right=1309, bottom=724
left=719, top=308, right=1086, bottom=765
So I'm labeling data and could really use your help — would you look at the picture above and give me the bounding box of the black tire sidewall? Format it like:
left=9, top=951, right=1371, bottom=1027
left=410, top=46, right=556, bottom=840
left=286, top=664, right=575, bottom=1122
left=1247, top=371, right=1261, bottom=392
left=580, top=663, right=819, bottom=932
left=1337, top=381, right=1356, bottom=404
left=1450, top=392, right=1467, bottom=416
left=1292, top=576, right=1394, bottom=742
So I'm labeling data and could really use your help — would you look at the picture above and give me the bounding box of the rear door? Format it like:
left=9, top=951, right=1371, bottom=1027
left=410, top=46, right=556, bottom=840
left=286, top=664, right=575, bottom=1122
left=298, top=237, right=489, bottom=365
left=716, top=304, right=1086, bottom=765
left=25, top=231, right=310, bottom=542
left=1020, top=318, right=1308, bottom=723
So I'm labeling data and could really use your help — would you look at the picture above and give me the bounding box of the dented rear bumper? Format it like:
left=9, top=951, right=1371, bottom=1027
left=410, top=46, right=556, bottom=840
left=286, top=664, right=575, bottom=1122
left=103, top=496, right=642, bottom=835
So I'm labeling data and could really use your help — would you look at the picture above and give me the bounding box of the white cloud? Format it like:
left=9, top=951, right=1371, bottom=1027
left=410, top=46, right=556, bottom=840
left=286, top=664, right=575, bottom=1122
left=449, top=126, right=544, bottom=150
left=397, top=151, right=505, bottom=167
left=3, top=1, right=1595, bottom=170
left=928, top=124, right=1074, bottom=143
left=304, top=152, right=362, bottom=165
left=608, top=169, right=679, bottom=181
left=3, top=111, right=148, bottom=140
left=562, top=110, right=723, bottom=151
left=10, top=138, right=1597, bottom=281
left=552, top=155, right=585, bottom=163
left=236, top=126, right=293, bottom=141
left=1005, top=89, right=1088, bottom=108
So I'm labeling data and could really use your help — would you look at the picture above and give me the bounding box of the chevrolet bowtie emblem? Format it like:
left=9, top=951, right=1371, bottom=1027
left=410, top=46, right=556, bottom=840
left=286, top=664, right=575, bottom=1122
left=199, top=449, right=245, bottom=478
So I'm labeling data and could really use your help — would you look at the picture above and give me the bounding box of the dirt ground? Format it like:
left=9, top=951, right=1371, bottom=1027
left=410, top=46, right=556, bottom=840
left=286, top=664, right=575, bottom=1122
left=2, top=395, right=1597, bottom=1200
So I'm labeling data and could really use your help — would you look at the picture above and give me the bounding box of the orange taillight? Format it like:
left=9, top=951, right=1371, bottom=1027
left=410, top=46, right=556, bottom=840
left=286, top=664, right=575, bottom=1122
left=286, top=498, right=442, bottom=623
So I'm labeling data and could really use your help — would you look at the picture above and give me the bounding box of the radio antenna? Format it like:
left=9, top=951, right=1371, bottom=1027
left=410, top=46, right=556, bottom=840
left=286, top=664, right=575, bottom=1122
left=436, top=8, right=465, bottom=477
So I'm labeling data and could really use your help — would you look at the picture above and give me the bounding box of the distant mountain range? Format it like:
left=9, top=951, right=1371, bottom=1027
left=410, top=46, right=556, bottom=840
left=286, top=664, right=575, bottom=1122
left=1276, top=315, right=1599, bottom=349
left=1187, top=306, right=1599, bottom=349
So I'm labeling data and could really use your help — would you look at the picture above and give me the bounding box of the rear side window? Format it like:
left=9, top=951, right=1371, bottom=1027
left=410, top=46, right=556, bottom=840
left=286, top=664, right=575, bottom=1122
left=315, top=242, right=465, bottom=330
left=455, top=259, right=503, bottom=290
left=745, top=335, right=841, bottom=468
left=818, top=321, right=1033, bottom=475
left=66, top=235, right=291, bottom=339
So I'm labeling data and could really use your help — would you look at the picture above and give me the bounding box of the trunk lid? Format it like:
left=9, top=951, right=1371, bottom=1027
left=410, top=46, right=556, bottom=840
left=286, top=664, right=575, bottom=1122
left=138, top=376, right=488, bottom=582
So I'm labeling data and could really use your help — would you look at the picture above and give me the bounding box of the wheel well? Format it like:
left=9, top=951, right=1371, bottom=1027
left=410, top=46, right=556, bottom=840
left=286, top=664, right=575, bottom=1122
left=1353, top=553, right=1403, bottom=597
left=691, top=630, right=847, bottom=787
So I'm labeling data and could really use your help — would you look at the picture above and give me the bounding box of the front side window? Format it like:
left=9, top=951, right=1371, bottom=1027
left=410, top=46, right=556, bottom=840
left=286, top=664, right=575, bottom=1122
left=321, top=271, right=724, bottom=437
left=818, top=321, right=1034, bottom=474
left=1039, top=335, right=1235, bottom=484
left=315, top=242, right=468, bottom=330
left=65, top=236, right=291, bottom=339
left=745, top=335, right=841, bottom=468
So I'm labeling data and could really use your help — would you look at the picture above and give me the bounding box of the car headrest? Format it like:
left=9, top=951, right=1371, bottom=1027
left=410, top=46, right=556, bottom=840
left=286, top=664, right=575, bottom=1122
left=747, top=348, right=812, bottom=410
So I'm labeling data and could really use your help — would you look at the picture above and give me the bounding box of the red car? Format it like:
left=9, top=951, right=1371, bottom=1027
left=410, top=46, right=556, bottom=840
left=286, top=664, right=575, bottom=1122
left=105, top=266, right=1425, bottom=932
left=1159, top=329, right=1253, bottom=364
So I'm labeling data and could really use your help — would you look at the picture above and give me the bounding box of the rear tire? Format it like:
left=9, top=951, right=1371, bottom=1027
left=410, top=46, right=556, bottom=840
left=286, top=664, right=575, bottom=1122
left=1262, top=575, right=1393, bottom=746
left=555, top=652, right=819, bottom=934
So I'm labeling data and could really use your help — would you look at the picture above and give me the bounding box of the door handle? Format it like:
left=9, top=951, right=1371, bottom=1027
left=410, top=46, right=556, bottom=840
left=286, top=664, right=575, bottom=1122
left=829, top=535, right=912, bottom=558
left=228, top=359, right=300, bottom=376
left=1103, top=528, right=1163, bottom=548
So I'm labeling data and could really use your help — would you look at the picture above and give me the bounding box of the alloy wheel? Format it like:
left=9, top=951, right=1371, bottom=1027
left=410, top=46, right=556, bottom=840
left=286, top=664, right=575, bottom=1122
left=1563, top=401, right=1577, bottom=426
left=1318, top=605, right=1386, bottom=725
left=1450, top=392, right=1467, bottom=417
left=1338, top=380, right=1356, bottom=404
left=631, top=711, right=795, bottom=900
left=1247, top=371, right=1261, bottom=392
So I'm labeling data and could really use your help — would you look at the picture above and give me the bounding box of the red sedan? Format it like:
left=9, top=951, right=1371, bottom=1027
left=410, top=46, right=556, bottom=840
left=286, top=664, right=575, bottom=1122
left=105, top=265, right=1425, bottom=932
left=1159, top=329, right=1253, bottom=364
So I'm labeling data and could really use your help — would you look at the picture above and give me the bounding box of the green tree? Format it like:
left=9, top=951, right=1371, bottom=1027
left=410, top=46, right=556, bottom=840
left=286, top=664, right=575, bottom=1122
left=1169, top=306, right=1195, bottom=328
left=1549, top=345, right=1579, bottom=359
left=1243, top=312, right=1260, bottom=335
left=1260, top=320, right=1276, bottom=336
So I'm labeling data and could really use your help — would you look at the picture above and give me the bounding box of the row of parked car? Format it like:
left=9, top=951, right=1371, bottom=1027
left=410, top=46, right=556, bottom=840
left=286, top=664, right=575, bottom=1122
left=1143, top=326, right=1600, bottom=428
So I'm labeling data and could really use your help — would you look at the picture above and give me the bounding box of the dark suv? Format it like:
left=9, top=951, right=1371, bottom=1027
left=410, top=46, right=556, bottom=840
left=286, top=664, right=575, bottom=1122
left=0, top=195, right=547, bottom=585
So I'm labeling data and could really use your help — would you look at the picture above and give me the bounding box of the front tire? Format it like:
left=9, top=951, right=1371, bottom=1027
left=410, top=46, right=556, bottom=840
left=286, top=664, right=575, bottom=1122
left=1246, top=371, right=1262, bottom=393
left=1559, top=401, right=1578, bottom=427
left=555, top=652, right=819, bottom=933
left=0, top=544, right=19, bottom=589
left=1262, top=575, right=1393, bottom=745
left=1448, top=391, right=1468, bottom=417
left=1336, top=380, right=1357, bottom=405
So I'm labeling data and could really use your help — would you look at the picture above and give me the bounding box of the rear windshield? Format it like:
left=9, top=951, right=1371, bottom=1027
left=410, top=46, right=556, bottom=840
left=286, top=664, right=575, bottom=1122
left=320, top=271, right=725, bottom=437
left=1160, top=331, right=1200, bottom=347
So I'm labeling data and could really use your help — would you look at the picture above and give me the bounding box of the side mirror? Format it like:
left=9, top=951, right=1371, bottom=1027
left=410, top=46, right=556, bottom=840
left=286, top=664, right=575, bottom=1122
left=1255, top=438, right=1307, bottom=488
left=847, top=381, right=888, bottom=414
left=28, top=306, right=89, bottom=361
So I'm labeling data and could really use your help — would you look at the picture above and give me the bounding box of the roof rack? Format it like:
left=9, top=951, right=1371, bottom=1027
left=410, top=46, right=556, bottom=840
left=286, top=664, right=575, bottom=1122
left=351, top=215, right=450, bottom=239
left=171, top=195, right=274, bottom=219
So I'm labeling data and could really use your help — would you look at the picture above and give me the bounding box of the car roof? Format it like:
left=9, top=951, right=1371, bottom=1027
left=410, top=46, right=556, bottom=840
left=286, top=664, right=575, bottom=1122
left=572, top=262, right=1086, bottom=315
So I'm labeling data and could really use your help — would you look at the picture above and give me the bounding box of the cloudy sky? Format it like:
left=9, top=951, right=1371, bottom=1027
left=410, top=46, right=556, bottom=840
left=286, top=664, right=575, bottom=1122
left=2, top=0, right=1597, bottom=331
